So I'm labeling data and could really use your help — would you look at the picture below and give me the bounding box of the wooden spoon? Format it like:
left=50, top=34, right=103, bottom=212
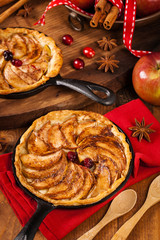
left=111, top=175, right=160, bottom=240
left=77, top=189, right=137, bottom=240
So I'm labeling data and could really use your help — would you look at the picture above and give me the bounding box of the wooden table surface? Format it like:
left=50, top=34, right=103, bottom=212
left=0, top=1, right=160, bottom=240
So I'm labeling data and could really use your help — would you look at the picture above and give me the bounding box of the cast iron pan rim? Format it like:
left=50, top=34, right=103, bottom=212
left=12, top=121, right=134, bottom=209
left=0, top=77, right=58, bottom=99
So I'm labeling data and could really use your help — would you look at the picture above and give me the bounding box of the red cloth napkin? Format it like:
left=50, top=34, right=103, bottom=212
left=0, top=99, right=160, bottom=240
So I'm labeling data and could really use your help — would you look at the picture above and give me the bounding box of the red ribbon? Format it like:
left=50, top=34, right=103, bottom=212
left=123, top=0, right=152, bottom=57
left=35, top=0, right=152, bottom=58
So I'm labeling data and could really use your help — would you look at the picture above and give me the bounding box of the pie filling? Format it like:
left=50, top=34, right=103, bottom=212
left=0, top=28, right=63, bottom=94
left=15, top=110, right=132, bottom=206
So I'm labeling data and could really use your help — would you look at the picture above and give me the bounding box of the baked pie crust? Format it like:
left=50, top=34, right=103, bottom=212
left=15, top=110, right=132, bottom=206
left=0, top=28, right=63, bottom=94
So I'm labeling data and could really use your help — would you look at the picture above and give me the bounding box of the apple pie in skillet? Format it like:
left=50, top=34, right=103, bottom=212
left=15, top=110, right=133, bottom=206
left=0, top=28, right=115, bottom=105
left=0, top=28, right=63, bottom=94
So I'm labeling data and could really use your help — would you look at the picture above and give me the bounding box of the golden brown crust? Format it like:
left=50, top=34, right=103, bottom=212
left=15, top=110, right=132, bottom=206
left=0, top=28, right=63, bottom=95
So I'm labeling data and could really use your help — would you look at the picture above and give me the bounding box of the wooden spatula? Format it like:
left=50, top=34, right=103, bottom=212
left=111, top=175, right=160, bottom=240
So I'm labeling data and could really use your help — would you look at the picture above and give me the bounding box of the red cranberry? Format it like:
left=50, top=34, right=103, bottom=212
left=62, top=34, right=73, bottom=45
left=83, top=47, right=95, bottom=58
left=11, top=59, right=22, bottom=67
left=81, top=158, right=94, bottom=168
left=73, top=58, right=84, bottom=70
left=3, top=50, right=13, bottom=61
left=67, top=151, right=78, bottom=163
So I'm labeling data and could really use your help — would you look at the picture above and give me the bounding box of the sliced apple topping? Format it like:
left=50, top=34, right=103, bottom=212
left=20, top=151, right=62, bottom=170
left=48, top=124, right=67, bottom=149
left=4, top=62, right=29, bottom=88
left=21, top=35, right=42, bottom=64
left=7, top=33, right=27, bottom=59
left=0, top=28, right=63, bottom=94
left=15, top=111, right=132, bottom=205
left=0, top=72, right=10, bottom=90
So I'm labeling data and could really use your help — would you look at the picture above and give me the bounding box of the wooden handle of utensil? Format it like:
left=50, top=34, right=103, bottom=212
left=77, top=223, right=105, bottom=240
left=0, top=0, right=16, bottom=7
left=0, top=0, right=29, bottom=24
left=77, top=209, right=119, bottom=240
left=111, top=199, right=154, bottom=240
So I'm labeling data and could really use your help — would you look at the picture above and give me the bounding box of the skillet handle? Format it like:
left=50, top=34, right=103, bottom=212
left=55, top=78, right=116, bottom=106
left=14, top=202, right=54, bottom=240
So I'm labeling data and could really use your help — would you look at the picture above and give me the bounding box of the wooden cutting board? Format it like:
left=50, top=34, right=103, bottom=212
left=0, top=0, right=160, bottom=129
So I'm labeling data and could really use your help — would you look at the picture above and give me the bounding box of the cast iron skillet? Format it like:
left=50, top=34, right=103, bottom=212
left=0, top=74, right=115, bottom=106
left=12, top=124, right=134, bottom=240
left=0, top=27, right=115, bottom=105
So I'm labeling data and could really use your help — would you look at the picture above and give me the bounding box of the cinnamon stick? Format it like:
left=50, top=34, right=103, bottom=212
left=104, top=2, right=112, bottom=14
left=0, top=0, right=16, bottom=7
left=90, top=10, right=102, bottom=28
left=103, top=5, right=119, bottom=30
left=0, top=0, right=29, bottom=24
left=90, top=0, right=108, bottom=28
left=95, top=0, right=107, bottom=13
left=99, top=2, right=112, bottom=27
left=98, top=13, right=106, bottom=27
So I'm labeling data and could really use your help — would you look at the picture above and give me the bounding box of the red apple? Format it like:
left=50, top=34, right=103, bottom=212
left=136, top=0, right=160, bottom=17
left=70, top=0, right=95, bottom=10
left=132, top=52, right=160, bottom=106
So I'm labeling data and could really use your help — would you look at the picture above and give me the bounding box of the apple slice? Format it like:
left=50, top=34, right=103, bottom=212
left=37, top=121, right=52, bottom=143
left=21, top=35, right=42, bottom=64
left=27, top=130, right=52, bottom=155
left=0, top=72, right=10, bottom=90
left=49, top=164, right=85, bottom=200
left=61, top=116, right=78, bottom=149
left=76, top=120, right=96, bottom=135
left=71, top=166, right=95, bottom=200
left=48, top=124, right=67, bottom=149
left=20, top=151, right=62, bottom=170
left=76, top=125, right=112, bottom=144
left=7, top=33, right=27, bottom=58
left=89, top=162, right=111, bottom=198
left=97, top=155, right=119, bottom=184
left=22, top=151, right=67, bottom=179
left=45, top=162, right=77, bottom=194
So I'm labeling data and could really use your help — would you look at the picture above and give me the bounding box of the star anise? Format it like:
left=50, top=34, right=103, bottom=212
left=96, top=55, right=119, bottom=73
left=97, top=36, right=117, bottom=51
left=129, top=118, right=156, bottom=142
left=17, top=3, right=32, bottom=18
